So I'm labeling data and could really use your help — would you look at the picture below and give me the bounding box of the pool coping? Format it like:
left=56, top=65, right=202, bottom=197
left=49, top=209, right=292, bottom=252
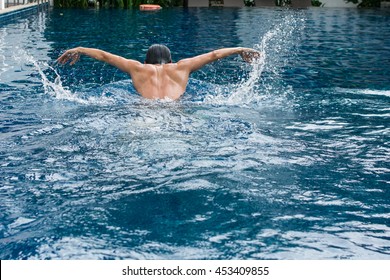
left=0, top=2, right=49, bottom=24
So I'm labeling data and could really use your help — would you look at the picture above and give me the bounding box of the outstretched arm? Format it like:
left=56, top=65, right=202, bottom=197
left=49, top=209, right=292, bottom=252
left=56, top=47, right=141, bottom=74
left=178, top=47, right=261, bottom=73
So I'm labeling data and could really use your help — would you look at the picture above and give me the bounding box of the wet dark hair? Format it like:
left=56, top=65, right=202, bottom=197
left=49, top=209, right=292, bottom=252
left=145, top=44, right=172, bottom=64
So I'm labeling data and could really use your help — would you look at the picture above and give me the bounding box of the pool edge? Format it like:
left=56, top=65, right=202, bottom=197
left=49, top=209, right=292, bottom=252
left=0, top=2, right=49, bottom=25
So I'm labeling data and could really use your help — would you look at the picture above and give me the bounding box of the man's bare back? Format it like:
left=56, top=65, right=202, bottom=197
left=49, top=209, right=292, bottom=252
left=129, top=63, right=190, bottom=100
left=57, top=45, right=261, bottom=100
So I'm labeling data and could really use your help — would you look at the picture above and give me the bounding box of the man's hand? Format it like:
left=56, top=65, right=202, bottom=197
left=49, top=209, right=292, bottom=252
left=57, top=48, right=81, bottom=65
left=240, top=48, right=262, bottom=63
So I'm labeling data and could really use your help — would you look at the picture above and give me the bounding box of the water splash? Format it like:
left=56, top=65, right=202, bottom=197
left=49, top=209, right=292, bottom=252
left=39, top=64, right=116, bottom=105
left=0, top=28, right=8, bottom=78
left=38, top=62, right=88, bottom=104
left=13, top=47, right=118, bottom=105
left=204, top=12, right=305, bottom=107
left=225, top=46, right=266, bottom=105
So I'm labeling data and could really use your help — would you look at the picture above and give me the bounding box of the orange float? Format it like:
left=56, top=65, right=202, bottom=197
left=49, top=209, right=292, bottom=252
left=139, top=4, right=162, bottom=11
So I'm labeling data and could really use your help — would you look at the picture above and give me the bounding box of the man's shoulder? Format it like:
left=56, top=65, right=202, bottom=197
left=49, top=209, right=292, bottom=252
left=138, top=63, right=185, bottom=76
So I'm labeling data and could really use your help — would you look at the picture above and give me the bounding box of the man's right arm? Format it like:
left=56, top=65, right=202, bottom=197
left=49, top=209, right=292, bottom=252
left=57, top=47, right=141, bottom=75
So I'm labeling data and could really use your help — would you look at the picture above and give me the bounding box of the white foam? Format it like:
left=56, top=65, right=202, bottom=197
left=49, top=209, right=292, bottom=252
left=9, top=217, right=35, bottom=229
left=338, top=88, right=390, bottom=98
left=0, top=28, right=8, bottom=78
left=360, top=89, right=390, bottom=98
left=286, top=120, right=347, bottom=131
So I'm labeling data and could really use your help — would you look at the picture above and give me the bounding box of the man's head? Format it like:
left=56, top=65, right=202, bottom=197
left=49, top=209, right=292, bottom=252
left=145, top=44, right=172, bottom=65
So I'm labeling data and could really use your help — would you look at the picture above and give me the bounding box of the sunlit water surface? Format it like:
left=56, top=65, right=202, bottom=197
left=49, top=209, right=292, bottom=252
left=0, top=7, right=389, bottom=259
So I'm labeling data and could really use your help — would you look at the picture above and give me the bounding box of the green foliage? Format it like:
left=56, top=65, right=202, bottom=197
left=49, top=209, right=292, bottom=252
left=54, top=0, right=88, bottom=8
left=345, top=0, right=381, bottom=7
left=244, top=0, right=255, bottom=6
left=311, top=0, right=323, bottom=6
left=147, top=0, right=183, bottom=6
left=275, top=0, right=291, bottom=6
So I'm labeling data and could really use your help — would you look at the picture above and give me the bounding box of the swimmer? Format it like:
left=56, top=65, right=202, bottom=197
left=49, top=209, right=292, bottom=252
left=57, top=44, right=261, bottom=100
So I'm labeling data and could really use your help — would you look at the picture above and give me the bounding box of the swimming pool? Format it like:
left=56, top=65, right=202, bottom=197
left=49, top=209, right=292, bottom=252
left=0, top=7, right=389, bottom=259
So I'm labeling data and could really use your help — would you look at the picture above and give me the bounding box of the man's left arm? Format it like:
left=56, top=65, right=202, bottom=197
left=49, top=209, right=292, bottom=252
left=177, top=47, right=261, bottom=73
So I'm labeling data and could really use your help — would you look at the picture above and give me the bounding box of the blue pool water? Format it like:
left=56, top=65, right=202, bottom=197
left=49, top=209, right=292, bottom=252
left=0, top=7, right=389, bottom=259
